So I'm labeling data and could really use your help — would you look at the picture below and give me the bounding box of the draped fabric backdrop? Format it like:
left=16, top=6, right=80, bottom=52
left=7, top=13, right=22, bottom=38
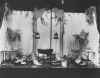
left=37, top=11, right=60, bottom=55
left=0, top=11, right=33, bottom=55
left=63, top=6, right=99, bottom=65
left=35, top=8, right=63, bottom=56
left=0, top=5, right=99, bottom=65
left=33, top=8, right=46, bottom=54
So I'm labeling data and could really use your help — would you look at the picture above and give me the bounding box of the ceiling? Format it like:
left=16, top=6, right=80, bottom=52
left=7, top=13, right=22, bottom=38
left=0, top=0, right=100, bottom=12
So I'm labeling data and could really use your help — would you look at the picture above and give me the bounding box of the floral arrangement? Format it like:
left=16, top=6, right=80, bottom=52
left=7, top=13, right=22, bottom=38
left=65, top=30, right=91, bottom=68
left=85, top=6, right=95, bottom=25
left=73, top=29, right=89, bottom=50
left=6, top=27, right=22, bottom=50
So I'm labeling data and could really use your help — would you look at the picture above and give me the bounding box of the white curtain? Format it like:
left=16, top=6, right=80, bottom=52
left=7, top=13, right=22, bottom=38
left=37, top=11, right=60, bottom=53
left=36, top=8, right=64, bottom=56
left=63, top=7, right=99, bottom=65
left=52, top=8, right=64, bottom=56
left=63, top=13, right=84, bottom=55
left=0, top=11, right=34, bottom=55
left=0, top=18, right=7, bottom=64
left=0, top=5, right=99, bottom=65
left=0, top=7, right=63, bottom=63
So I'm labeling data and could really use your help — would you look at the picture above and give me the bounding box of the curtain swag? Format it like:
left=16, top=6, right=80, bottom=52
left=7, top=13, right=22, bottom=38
left=85, top=6, right=96, bottom=25
left=52, top=8, right=64, bottom=18
left=33, top=7, right=64, bottom=20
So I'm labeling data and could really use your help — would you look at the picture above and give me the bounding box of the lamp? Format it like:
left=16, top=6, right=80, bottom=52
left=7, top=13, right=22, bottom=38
left=54, top=32, right=58, bottom=57
left=35, top=32, right=40, bottom=39
left=35, top=32, right=40, bottom=61
left=54, top=32, right=58, bottom=39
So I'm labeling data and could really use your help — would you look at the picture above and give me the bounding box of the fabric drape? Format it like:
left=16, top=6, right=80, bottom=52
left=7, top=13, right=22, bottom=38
left=63, top=6, right=99, bottom=65
left=0, top=11, right=33, bottom=55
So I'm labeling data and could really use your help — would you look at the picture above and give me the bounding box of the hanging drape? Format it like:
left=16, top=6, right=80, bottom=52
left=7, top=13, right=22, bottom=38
left=0, top=4, right=34, bottom=55
left=0, top=5, right=64, bottom=56
left=63, top=6, right=99, bottom=65
left=85, top=6, right=99, bottom=65
left=34, top=7, right=64, bottom=56
left=37, top=11, right=60, bottom=52
left=52, top=8, right=64, bottom=18
left=0, top=3, right=10, bottom=64
left=32, top=8, right=46, bottom=54
left=0, top=15, right=7, bottom=64
left=33, top=8, right=46, bottom=20
left=63, top=13, right=84, bottom=55
left=52, top=8, right=64, bottom=57
left=7, top=11, right=33, bottom=55
left=0, top=3, right=99, bottom=65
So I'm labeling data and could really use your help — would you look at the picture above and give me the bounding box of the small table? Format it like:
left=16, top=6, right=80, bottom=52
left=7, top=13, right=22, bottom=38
left=82, top=51, right=95, bottom=59
left=1, top=50, right=13, bottom=64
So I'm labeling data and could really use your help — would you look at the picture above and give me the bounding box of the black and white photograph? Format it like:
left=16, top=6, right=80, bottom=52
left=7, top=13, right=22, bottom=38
left=0, top=0, right=100, bottom=78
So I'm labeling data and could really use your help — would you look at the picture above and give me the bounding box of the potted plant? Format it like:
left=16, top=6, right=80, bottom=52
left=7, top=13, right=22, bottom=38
left=66, top=30, right=90, bottom=68
left=73, top=29, right=89, bottom=50
left=6, top=27, right=22, bottom=61
left=6, top=27, right=22, bottom=50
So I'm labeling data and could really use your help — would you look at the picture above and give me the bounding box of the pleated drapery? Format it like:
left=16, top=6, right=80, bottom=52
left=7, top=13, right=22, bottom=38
left=63, top=6, right=99, bottom=65
left=0, top=4, right=99, bottom=66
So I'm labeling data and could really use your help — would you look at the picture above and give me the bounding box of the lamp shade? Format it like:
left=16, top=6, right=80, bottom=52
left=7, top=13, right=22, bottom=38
left=54, top=32, right=58, bottom=39
left=35, top=32, right=40, bottom=39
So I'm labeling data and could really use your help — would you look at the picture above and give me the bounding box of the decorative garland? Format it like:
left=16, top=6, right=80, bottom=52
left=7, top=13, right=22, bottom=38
left=40, top=16, right=48, bottom=26
left=85, top=6, right=96, bottom=25
left=4, top=3, right=12, bottom=21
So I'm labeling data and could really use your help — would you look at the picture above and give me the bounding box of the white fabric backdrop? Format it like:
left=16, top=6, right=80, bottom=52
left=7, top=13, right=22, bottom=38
left=0, top=11, right=33, bottom=56
left=37, top=11, right=60, bottom=54
left=63, top=12, right=99, bottom=65
left=0, top=6, right=99, bottom=65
